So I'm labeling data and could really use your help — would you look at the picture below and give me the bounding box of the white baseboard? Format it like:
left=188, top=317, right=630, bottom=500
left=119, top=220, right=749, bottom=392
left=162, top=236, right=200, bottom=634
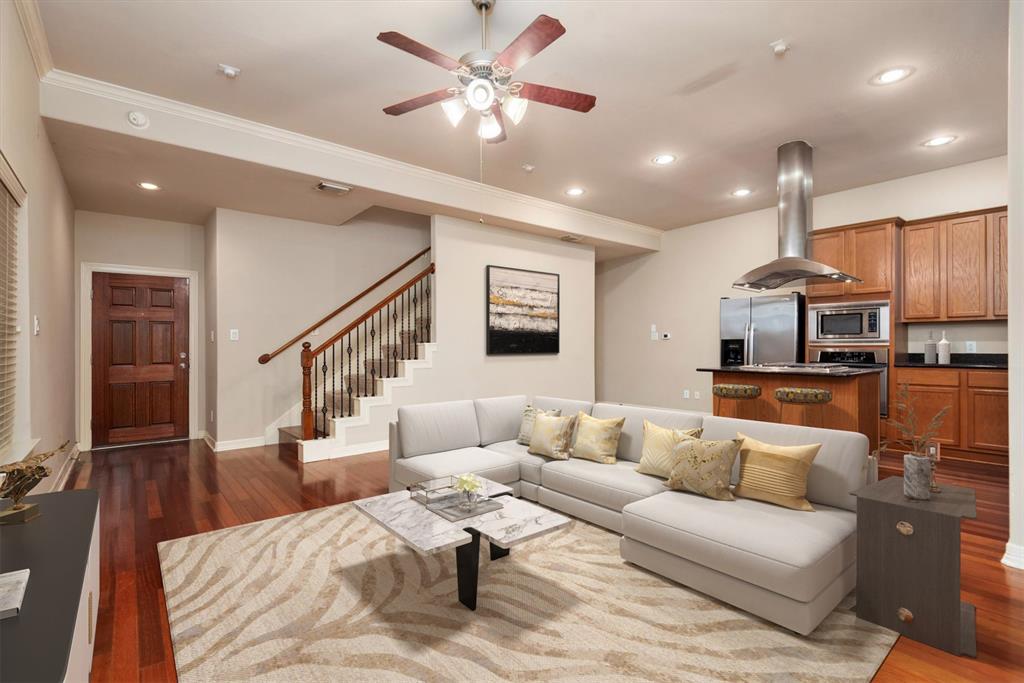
left=204, top=435, right=266, bottom=453
left=1002, top=542, right=1024, bottom=570
left=299, top=438, right=389, bottom=463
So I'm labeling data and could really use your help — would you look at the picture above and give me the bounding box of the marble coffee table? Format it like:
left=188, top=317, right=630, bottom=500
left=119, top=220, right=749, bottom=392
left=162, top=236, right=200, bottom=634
left=354, top=478, right=571, bottom=610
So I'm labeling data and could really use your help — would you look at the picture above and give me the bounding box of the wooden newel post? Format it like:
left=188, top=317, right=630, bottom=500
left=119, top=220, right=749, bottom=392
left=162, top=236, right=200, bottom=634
left=301, top=342, right=314, bottom=440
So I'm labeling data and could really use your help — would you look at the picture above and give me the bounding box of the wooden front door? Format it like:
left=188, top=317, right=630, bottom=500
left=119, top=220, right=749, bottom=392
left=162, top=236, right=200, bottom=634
left=92, top=272, right=189, bottom=447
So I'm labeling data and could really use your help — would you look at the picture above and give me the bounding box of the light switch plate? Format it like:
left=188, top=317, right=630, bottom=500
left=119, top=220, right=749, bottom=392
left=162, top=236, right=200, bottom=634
left=694, top=391, right=701, bottom=400
left=229, top=329, right=240, bottom=341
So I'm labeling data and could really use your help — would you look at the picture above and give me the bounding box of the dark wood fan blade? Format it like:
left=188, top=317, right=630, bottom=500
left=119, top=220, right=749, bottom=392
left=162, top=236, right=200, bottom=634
left=377, top=31, right=462, bottom=71
left=383, top=88, right=453, bottom=116
left=495, top=15, right=566, bottom=72
left=486, top=102, right=507, bottom=144
left=517, top=82, right=596, bottom=112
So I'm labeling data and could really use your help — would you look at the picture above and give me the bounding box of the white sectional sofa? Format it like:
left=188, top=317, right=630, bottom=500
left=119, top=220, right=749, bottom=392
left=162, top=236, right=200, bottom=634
left=387, top=395, right=872, bottom=635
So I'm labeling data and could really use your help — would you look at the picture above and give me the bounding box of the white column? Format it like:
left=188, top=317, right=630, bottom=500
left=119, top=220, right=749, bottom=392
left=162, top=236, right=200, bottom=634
left=1003, top=0, right=1024, bottom=570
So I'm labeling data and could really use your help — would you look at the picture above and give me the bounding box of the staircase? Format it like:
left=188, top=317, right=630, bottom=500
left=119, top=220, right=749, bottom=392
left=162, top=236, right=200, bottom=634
left=260, top=248, right=437, bottom=462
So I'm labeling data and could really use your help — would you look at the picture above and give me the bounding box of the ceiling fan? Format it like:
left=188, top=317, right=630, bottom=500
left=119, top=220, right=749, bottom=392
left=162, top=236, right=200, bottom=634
left=378, top=0, right=596, bottom=144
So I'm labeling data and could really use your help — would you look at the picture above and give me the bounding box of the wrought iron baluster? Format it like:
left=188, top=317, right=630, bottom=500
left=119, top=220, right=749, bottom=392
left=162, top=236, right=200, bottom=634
left=313, top=350, right=318, bottom=437
left=331, top=344, right=336, bottom=419
left=346, top=332, right=353, bottom=418
left=321, top=352, right=328, bottom=437
left=363, top=320, right=368, bottom=397
left=425, top=274, right=432, bottom=342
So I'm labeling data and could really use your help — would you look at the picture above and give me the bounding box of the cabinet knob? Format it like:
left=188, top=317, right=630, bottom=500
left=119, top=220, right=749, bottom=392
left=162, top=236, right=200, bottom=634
left=896, top=520, right=914, bottom=536
left=897, top=607, right=914, bottom=623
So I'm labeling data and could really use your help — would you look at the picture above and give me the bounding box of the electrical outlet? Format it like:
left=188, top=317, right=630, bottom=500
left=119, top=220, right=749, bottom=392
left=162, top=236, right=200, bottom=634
left=965, top=340, right=977, bottom=353
left=694, top=391, right=701, bottom=400
left=650, top=324, right=658, bottom=341
left=682, top=389, right=691, bottom=399
left=209, top=409, right=214, bottom=423
left=229, top=328, right=240, bottom=341
left=210, top=330, right=215, bottom=342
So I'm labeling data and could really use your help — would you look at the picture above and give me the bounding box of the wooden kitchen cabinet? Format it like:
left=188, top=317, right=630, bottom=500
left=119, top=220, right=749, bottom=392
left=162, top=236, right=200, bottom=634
left=963, top=371, right=1008, bottom=454
left=899, top=209, right=1007, bottom=321
left=807, top=230, right=847, bottom=297
left=807, top=220, right=898, bottom=298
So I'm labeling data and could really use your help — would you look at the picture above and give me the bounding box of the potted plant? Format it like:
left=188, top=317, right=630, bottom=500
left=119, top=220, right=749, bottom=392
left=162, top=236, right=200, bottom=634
left=885, top=384, right=951, bottom=500
left=454, top=473, right=483, bottom=511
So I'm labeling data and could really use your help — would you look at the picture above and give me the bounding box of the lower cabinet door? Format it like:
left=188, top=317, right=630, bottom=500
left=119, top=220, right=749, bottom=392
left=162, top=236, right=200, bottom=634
left=964, top=388, right=1009, bottom=454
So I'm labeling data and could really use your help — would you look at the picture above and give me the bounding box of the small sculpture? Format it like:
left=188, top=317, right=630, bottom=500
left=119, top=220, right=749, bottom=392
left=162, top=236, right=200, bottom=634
left=0, top=441, right=69, bottom=524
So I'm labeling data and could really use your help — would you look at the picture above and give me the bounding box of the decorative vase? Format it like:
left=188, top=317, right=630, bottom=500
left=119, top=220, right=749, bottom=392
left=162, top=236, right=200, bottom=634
left=903, top=453, right=933, bottom=500
left=458, top=490, right=480, bottom=512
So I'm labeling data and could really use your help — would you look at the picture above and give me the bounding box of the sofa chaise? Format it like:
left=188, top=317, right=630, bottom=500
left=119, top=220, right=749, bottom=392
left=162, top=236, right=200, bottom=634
left=387, top=395, right=872, bottom=635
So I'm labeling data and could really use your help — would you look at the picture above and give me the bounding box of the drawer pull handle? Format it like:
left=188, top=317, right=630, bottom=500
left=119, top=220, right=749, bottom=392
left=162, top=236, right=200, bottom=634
left=897, top=607, right=914, bottom=623
left=896, top=521, right=914, bottom=536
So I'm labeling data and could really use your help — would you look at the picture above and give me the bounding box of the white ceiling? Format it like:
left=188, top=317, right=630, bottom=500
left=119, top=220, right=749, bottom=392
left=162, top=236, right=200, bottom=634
left=38, top=0, right=1008, bottom=230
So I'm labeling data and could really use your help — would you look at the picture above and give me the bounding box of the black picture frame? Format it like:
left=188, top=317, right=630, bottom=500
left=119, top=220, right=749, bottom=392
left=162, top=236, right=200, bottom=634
left=486, top=266, right=560, bottom=355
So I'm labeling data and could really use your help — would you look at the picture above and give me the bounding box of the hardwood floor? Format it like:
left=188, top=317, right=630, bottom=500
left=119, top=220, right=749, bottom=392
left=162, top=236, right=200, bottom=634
left=67, top=440, right=1022, bottom=682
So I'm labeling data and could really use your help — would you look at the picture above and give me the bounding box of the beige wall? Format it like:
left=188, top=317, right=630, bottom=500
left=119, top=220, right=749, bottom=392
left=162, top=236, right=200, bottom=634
left=1, top=4, right=76, bottom=480
left=905, top=322, right=1008, bottom=354
left=73, top=210, right=207, bottom=447
left=208, top=206, right=430, bottom=444
left=597, top=156, right=1009, bottom=412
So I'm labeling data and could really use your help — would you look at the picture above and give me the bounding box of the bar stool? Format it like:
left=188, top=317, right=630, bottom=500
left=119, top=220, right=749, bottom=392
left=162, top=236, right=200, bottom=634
left=775, top=387, right=833, bottom=428
left=712, top=384, right=761, bottom=420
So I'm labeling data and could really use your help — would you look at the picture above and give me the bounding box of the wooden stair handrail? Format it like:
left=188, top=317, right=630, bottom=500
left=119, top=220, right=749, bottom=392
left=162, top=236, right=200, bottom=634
left=258, top=246, right=430, bottom=364
left=310, top=263, right=434, bottom=357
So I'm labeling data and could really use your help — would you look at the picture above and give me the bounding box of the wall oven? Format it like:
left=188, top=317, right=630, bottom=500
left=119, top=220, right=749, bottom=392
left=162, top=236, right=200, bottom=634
left=808, top=300, right=890, bottom=346
left=813, top=347, right=889, bottom=417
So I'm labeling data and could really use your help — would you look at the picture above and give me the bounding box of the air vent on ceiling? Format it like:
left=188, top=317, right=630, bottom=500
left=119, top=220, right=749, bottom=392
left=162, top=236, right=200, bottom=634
left=315, top=180, right=352, bottom=195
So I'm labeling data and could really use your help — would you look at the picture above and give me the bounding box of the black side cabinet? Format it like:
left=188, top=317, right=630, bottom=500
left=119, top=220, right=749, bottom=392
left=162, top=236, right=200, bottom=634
left=853, top=476, right=977, bottom=656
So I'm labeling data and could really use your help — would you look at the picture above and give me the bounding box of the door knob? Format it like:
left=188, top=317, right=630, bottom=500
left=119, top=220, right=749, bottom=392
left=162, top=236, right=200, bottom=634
left=179, top=363, right=187, bottom=369
left=179, top=352, right=187, bottom=359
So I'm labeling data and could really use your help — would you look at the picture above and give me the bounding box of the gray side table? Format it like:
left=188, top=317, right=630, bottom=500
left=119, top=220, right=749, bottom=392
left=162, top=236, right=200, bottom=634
left=853, top=476, right=977, bottom=656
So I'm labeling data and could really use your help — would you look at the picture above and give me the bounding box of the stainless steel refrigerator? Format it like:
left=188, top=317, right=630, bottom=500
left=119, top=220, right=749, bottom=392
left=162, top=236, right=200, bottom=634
left=720, top=293, right=805, bottom=366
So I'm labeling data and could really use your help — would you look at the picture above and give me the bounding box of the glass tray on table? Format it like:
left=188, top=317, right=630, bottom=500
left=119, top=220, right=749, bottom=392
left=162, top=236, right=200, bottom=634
left=409, top=476, right=504, bottom=521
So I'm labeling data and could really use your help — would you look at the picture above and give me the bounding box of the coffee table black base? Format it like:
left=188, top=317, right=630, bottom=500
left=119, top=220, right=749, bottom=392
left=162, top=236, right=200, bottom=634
left=455, top=528, right=511, bottom=610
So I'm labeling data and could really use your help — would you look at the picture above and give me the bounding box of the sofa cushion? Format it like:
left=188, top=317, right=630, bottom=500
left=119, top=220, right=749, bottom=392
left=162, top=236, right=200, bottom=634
left=572, top=412, right=625, bottom=464
left=528, top=414, right=576, bottom=460
left=699, top=416, right=868, bottom=512
left=391, top=447, right=520, bottom=487
left=592, top=403, right=706, bottom=463
left=473, top=395, right=528, bottom=446
left=665, top=437, right=742, bottom=501
left=541, top=459, right=666, bottom=511
left=533, top=396, right=594, bottom=417
left=622, top=491, right=856, bottom=602
left=398, top=400, right=480, bottom=458
left=485, top=439, right=547, bottom=484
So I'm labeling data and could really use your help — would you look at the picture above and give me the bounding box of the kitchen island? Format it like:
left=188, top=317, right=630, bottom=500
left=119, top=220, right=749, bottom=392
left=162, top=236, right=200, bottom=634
left=697, top=365, right=882, bottom=450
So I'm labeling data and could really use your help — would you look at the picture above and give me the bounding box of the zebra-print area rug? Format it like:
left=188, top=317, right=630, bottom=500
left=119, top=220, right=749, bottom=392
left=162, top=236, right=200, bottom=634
left=158, top=502, right=896, bottom=682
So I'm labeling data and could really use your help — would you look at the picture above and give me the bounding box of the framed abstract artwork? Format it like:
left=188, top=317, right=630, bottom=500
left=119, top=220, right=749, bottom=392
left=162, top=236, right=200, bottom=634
left=486, top=266, right=559, bottom=354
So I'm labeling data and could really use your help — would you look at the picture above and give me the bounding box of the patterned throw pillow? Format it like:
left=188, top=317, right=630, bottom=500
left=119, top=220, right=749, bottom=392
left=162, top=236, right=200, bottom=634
left=528, top=414, right=576, bottom=460
left=733, top=433, right=821, bottom=511
left=665, top=438, right=743, bottom=501
left=571, top=412, right=625, bottom=464
left=635, top=420, right=704, bottom=479
left=516, top=406, right=561, bottom=445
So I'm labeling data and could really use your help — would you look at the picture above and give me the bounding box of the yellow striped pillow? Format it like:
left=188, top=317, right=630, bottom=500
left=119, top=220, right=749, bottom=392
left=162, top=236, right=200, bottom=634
left=733, top=433, right=821, bottom=511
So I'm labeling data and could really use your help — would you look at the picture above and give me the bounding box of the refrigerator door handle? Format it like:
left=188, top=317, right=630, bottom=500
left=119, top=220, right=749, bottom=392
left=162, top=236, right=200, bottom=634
left=742, top=323, right=751, bottom=365
left=747, top=322, right=756, bottom=365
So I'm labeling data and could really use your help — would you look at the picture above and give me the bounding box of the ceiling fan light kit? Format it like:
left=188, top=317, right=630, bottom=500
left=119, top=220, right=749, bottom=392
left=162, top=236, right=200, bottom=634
left=378, top=0, right=596, bottom=144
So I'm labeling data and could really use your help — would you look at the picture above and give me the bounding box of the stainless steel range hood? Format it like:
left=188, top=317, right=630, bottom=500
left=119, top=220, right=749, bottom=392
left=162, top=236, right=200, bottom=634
left=733, top=140, right=860, bottom=292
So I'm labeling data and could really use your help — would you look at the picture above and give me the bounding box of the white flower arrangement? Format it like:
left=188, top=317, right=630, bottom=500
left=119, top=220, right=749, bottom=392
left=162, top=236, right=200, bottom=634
left=454, top=473, right=483, bottom=494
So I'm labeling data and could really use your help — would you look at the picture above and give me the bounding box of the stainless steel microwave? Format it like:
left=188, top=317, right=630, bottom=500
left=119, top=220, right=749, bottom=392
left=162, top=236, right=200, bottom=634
left=808, top=301, right=890, bottom=345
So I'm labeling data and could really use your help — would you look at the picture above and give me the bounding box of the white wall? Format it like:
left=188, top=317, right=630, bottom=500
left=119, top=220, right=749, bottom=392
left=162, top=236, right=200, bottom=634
left=597, top=156, right=1009, bottom=411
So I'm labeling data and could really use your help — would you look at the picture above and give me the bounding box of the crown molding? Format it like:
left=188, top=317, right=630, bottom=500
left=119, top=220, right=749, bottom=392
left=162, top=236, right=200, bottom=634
left=40, top=70, right=662, bottom=248
left=0, top=150, right=27, bottom=205
left=13, top=0, right=54, bottom=79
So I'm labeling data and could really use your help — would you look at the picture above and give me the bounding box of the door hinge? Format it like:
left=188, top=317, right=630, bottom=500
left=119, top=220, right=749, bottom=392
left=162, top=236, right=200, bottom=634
left=90, top=288, right=94, bottom=301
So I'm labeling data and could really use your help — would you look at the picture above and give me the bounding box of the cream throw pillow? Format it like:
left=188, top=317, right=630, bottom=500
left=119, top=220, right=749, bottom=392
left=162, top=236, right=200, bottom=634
left=665, top=437, right=742, bottom=501
left=635, top=420, right=704, bottom=479
left=733, top=433, right=821, bottom=511
left=516, top=406, right=561, bottom=445
left=571, top=412, right=625, bottom=464
left=528, top=414, right=576, bottom=460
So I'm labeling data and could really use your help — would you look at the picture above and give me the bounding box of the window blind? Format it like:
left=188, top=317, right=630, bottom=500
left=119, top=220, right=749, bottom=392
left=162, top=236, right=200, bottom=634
left=0, top=181, right=17, bottom=456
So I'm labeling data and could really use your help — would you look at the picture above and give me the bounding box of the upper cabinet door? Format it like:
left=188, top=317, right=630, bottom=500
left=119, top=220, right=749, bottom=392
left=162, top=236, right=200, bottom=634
left=807, top=231, right=846, bottom=297
left=846, top=223, right=893, bottom=295
left=901, top=222, right=942, bottom=320
left=992, top=211, right=1008, bottom=318
left=944, top=215, right=988, bottom=318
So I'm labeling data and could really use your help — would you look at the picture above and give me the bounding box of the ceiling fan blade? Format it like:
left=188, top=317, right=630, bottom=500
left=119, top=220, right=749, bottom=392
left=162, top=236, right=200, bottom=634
left=383, top=88, right=454, bottom=116
left=487, top=102, right=507, bottom=144
left=494, top=15, right=566, bottom=72
left=516, top=82, right=596, bottom=112
left=377, top=31, right=462, bottom=71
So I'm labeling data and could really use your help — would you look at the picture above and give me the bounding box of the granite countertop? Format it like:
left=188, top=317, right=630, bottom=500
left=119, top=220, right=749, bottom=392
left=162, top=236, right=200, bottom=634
left=697, top=366, right=884, bottom=377
left=894, top=353, right=1007, bottom=370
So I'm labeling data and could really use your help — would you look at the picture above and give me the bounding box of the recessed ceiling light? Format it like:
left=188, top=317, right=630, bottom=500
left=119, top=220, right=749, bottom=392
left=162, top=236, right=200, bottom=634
left=651, top=153, right=677, bottom=166
left=731, top=187, right=752, bottom=197
left=136, top=181, right=160, bottom=191
left=870, top=66, right=915, bottom=86
left=565, top=187, right=585, bottom=197
left=921, top=135, right=957, bottom=147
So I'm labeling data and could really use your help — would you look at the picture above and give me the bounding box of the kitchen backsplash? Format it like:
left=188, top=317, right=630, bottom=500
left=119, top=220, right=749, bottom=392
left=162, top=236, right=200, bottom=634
left=904, top=321, right=1008, bottom=354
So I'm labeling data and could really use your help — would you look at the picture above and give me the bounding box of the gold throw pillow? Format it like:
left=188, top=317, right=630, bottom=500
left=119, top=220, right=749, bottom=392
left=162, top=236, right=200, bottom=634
left=516, top=406, right=561, bottom=445
left=733, top=433, right=821, bottom=511
left=665, top=438, right=742, bottom=501
left=635, top=420, right=704, bottom=479
left=528, top=414, right=576, bottom=460
left=571, top=412, right=625, bottom=464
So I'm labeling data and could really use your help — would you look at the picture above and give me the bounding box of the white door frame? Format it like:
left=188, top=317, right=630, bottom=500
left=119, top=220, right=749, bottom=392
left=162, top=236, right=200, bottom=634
left=79, top=262, right=200, bottom=451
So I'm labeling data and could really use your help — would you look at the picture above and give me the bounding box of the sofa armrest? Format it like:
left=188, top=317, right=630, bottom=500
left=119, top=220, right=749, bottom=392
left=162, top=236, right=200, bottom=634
left=388, top=421, right=404, bottom=492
